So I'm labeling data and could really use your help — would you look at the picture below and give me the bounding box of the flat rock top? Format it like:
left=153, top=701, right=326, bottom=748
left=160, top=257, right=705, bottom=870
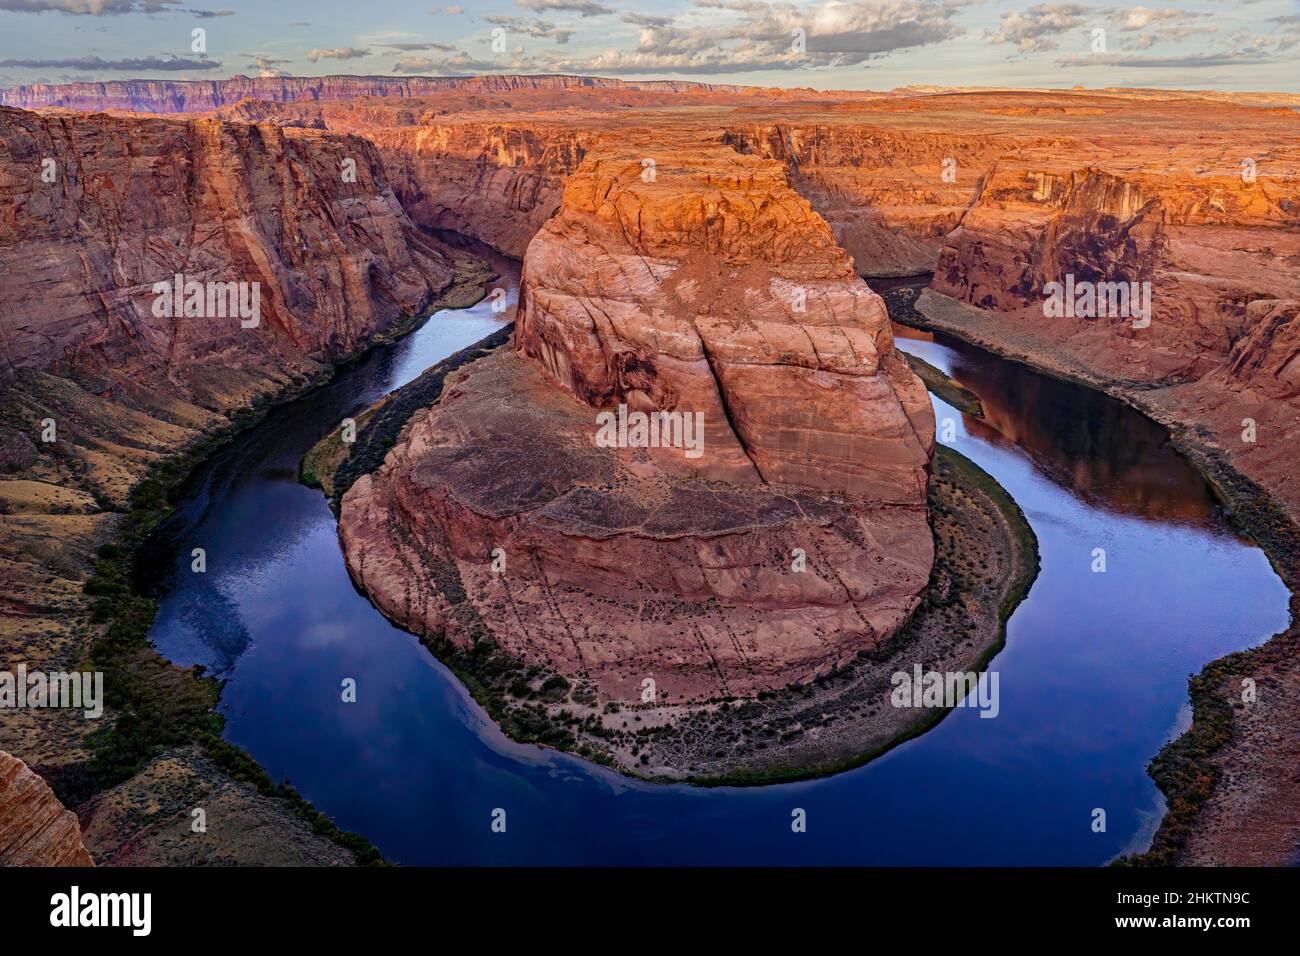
left=411, top=350, right=845, bottom=539
left=556, top=138, right=854, bottom=279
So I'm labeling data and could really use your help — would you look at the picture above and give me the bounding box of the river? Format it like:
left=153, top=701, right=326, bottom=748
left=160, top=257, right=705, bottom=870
left=136, top=258, right=1290, bottom=865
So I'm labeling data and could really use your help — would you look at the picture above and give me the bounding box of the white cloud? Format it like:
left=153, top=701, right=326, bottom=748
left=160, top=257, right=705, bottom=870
left=305, top=47, right=373, bottom=62
left=516, top=0, right=612, bottom=16
left=988, top=3, right=1091, bottom=54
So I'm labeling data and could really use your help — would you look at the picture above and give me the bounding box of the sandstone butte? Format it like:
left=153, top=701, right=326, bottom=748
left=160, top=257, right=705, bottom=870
left=2, top=74, right=1299, bottom=863
left=338, top=138, right=935, bottom=702
left=0, top=749, right=93, bottom=866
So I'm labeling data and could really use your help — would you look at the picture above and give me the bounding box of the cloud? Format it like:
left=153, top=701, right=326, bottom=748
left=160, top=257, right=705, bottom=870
left=1119, top=7, right=1193, bottom=31
left=987, top=3, right=1091, bottom=54
left=305, top=47, right=372, bottom=61
left=0, top=53, right=220, bottom=69
left=392, top=50, right=533, bottom=73
left=390, top=55, right=441, bottom=73
left=0, top=0, right=144, bottom=12
left=991, top=4, right=1239, bottom=58
left=1115, top=5, right=1217, bottom=49
left=516, top=0, right=612, bottom=15
left=377, top=41, right=458, bottom=51
left=0, top=0, right=233, bottom=14
left=1121, top=22, right=1217, bottom=50
left=485, top=15, right=574, bottom=43
left=1058, top=44, right=1278, bottom=69
left=621, top=12, right=672, bottom=28
left=528, top=0, right=965, bottom=74
left=246, top=54, right=289, bottom=77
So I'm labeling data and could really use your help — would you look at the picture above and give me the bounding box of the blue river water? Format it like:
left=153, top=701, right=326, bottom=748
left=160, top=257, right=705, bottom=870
left=140, top=259, right=1290, bottom=865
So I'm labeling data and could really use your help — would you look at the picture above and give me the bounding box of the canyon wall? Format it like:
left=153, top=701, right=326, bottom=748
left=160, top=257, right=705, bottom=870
left=0, top=105, right=458, bottom=499
left=919, top=118, right=1300, bottom=526
left=0, top=105, right=463, bottom=864
left=2, top=106, right=454, bottom=386
left=339, top=138, right=935, bottom=704
left=932, top=151, right=1300, bottom=383
left=369, top=123, right=592, bottom=259
left=723, top=123, right=1016, bottom=276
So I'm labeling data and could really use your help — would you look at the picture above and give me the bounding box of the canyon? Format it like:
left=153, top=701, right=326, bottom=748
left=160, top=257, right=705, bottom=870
left=1, top=74, right=1298, bottom=864
left=0, top=101, right=478, bottom=865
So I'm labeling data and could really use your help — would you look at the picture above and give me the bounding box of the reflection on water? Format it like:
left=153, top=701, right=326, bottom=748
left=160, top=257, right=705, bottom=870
left=892, top=322, right=1224, bottom=527
left=136, top=239, right=523, bottom=670
left=132, top=260, right=1290, bottom=865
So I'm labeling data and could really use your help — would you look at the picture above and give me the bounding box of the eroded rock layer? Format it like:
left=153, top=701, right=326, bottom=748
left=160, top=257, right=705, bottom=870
left=0, top=749, right=93, bottom=866
left=0, top=74, right=762, bottom=114
left=1, top=106, right=454, bottom=390
left=722, top=123, right=1026, bottom=276
left=932, top=152, right=1300, bottom=385
left=340, top=140, right=935, bottom=702
left=516, top=140, right=934, bottom=499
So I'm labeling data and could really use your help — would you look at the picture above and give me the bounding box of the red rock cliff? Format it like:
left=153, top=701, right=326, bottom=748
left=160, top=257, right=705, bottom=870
left=338, top=138, right=935, bottom=703
left=1, top=106, right=454, bottom=387
left=722, top=123, right=1021, bottom=276
left=516, top=137, right=934, bottom=499
left=0, top=749, right=93, bottom=866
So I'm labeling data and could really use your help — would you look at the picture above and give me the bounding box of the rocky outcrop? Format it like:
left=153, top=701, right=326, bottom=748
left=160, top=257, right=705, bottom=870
left=0, top=749, right=93, bottom=866
left=515, top=139, right=934, bottom=498
left=339, top=139, right=935, bottom=704
left=1222, top=299, right=1300, bottom=400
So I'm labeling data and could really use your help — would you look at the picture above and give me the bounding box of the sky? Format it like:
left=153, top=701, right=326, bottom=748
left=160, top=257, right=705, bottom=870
left=0, top=0, right=1297, bottom=93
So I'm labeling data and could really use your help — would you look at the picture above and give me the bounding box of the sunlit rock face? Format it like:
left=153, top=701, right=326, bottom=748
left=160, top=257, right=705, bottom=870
left=515, top=138, right=935, bottom=500
left=339, top=138, right=936, bottom=704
